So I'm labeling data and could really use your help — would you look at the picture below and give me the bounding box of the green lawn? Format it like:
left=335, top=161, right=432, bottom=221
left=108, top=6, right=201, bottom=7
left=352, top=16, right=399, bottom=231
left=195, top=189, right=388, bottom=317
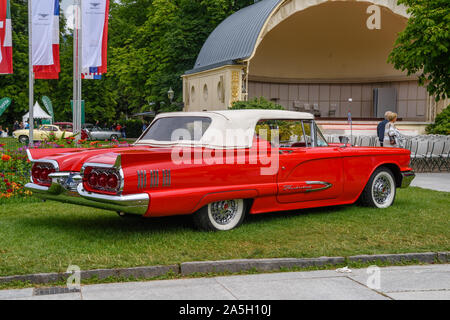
left=0, top=187, right=448, bottom=277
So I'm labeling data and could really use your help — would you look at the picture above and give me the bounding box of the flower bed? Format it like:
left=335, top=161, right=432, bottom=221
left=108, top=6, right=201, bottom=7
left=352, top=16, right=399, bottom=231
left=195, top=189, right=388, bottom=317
left=0, top=138, right=131, bottom=204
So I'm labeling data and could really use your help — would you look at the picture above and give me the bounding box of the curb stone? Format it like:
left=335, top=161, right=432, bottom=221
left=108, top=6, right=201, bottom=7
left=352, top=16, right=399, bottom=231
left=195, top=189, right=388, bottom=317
left=348, top=252, right=437, bottom=264
left=0, top=265, right=178, bottom=285
left=437, top=252, right=449, bottom=263
left=0, top=252, right=448, bottom=286
left=180, top=257, right=345, bottom=275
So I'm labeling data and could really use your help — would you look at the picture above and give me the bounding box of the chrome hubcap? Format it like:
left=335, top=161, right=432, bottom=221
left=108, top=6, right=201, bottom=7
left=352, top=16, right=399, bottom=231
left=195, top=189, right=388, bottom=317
left=373, top=175, right=392, bottom=205
left=210, top=200, right=238, bottom=225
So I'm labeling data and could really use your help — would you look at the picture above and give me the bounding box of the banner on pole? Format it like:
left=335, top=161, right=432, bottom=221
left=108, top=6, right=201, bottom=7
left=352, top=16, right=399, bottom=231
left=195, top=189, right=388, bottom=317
left=81, top=0, right=109, bottom=79
left=0, top=0, right=13, bottom=74
left=32, top=0, right=60, bottom=79
left=71, top=100, right=85, bottom=124
left=41, top=96, right=54, bottom=121
left=0, top=97, right=12, bottom=117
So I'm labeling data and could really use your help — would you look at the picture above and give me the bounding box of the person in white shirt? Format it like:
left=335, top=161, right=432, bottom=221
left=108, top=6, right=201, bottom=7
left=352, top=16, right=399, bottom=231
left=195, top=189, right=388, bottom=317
left=384, top=112, right=405, bottom=148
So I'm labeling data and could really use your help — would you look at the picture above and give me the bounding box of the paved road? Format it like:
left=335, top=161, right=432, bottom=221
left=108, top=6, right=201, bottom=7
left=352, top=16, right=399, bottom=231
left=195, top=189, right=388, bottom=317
left=1, top=264, right=449, bottom=300
left=411, top=173, right=450, bottom=192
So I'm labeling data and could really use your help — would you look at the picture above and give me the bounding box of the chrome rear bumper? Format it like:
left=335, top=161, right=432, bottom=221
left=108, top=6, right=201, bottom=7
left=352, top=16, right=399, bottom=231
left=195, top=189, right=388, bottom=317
left=400, top=171, right=415, bottom=188
left=25, top=180, right=149, bottom=215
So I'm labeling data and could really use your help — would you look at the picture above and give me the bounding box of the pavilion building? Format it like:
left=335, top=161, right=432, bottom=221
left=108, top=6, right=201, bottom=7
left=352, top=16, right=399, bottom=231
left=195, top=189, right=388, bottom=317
left=182, top=0, right=448, bottom=135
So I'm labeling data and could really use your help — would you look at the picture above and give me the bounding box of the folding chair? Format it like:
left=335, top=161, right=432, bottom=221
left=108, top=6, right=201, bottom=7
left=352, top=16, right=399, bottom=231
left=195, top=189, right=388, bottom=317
left=414, top=140, right=429, bottom=172
left=430, top=140, right=445, bottom=171
left=438, top=141, right=450, bottom=172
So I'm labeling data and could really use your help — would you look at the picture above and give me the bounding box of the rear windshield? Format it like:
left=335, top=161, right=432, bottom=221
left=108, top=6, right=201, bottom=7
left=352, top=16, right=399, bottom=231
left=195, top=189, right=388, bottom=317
left=140, top=117, right=212, bottom=142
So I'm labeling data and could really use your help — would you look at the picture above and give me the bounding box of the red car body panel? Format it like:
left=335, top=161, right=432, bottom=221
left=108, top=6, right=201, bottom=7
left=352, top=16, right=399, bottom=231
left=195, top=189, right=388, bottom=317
left=27, top=142, right=412, bottom=217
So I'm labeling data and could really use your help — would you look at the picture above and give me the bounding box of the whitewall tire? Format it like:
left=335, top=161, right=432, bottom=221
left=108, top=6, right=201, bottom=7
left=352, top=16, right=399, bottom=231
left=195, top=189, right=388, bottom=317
left=359, top=167, right=397, bottom=208
left=193, top=199, right=247, bottom=231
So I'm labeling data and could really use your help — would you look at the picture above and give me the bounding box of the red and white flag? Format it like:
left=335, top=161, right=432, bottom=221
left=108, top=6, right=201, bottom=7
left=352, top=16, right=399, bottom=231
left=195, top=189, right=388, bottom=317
left=0, top=0, right=13, bottom=74
left=32, top=0, right=60, bottom=79
left=81, top=0, right=109, bottom=79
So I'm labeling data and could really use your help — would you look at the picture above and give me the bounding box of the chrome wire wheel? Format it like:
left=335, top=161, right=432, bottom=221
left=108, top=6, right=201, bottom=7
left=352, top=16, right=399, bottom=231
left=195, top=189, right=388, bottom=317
left=371, top=171, right=395, bottom=208
left=207, top=199, right=245, bottom=231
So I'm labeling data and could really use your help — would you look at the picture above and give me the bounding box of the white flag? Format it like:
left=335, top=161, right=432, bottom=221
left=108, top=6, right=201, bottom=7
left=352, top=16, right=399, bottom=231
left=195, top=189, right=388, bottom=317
left=32, top=0, right=55, bottom=66
left=82, top=0, right=107, bottom=69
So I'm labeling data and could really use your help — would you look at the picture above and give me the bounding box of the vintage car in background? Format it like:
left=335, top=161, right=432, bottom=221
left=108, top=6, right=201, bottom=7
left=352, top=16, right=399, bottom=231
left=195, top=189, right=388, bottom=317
left=83, top=125, right=121, bottom=141
left=54, top=122, right=90, bottom=140
left=13, top=124, right=75, bottom=144
left=25, top=110, right=415, bottom=231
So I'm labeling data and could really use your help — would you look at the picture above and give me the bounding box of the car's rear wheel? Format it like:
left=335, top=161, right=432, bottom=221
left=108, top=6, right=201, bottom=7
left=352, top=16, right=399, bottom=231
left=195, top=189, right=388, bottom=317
left=19, top=135, right=29, bottom=144
left=359, top=167, right=396, bottom=208
left=193, top=199, right=247, bottom=231
left=110, top=134, right=119, bottom=141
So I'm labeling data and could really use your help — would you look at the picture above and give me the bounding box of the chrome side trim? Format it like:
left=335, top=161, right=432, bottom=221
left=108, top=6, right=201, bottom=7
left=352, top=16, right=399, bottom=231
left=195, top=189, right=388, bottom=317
left=150, top=170, right=159, bottom=188
left=162, top=169, right=171, bottom=187
left=400, top=171, right=415, bottom=188
left=305, top=181, right=333, bottom=193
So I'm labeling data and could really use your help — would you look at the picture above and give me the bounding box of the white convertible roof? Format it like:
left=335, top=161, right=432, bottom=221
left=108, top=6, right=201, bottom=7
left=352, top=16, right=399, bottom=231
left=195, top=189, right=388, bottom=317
left=136, top=109, right=314, bottom=149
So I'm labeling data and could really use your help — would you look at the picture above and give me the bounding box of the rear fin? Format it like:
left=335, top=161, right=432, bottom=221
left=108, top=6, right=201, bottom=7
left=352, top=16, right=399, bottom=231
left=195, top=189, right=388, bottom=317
left=27, top=148, right=81, bottom=162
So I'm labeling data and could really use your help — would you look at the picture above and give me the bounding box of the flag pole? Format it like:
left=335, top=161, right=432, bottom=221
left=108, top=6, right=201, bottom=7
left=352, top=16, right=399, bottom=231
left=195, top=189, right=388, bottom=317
left=73, top=0, right=82, bottom=143
left=28, top=0, right=34, bottom=147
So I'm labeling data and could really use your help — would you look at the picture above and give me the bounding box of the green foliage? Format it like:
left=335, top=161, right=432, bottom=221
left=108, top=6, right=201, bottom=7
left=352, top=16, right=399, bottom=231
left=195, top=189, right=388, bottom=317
left=0, top=0, right=254, bottom=126
left=388, top=0, right=449, bottom=101
left=426, top=105, right=450, bottom=135
left=230, top=97, right=285, bottom=110
left=121, top=119, right=145, bottom=138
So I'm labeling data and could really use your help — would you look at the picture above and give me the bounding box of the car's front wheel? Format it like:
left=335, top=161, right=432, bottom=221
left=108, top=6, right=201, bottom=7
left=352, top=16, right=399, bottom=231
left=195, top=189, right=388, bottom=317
left=359, top=167, right=397, bottom=208
left=193, top=199, right=247, bottom=231
left=110, top=134, right=119, bottom=141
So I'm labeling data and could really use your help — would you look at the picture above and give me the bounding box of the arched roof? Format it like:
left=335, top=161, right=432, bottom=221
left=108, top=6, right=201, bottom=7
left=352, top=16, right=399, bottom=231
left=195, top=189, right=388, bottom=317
left=185, top=0, right=282, bottom=75
left=185, top=0, right=409, bottom=75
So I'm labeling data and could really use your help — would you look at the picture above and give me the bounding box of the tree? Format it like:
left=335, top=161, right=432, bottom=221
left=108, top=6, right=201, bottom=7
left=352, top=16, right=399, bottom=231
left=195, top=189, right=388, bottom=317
left=230, top=97, right=285, bottom=110
left=426, top=105, right=450, bottom=134
left=388, top=0, right=449, bottom=101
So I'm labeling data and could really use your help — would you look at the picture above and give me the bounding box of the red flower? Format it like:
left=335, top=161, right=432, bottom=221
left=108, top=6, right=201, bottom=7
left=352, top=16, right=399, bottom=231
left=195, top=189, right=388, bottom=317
left=1, top=154, right=11, bottom=162
left=6, top=189, right=13, bottom=193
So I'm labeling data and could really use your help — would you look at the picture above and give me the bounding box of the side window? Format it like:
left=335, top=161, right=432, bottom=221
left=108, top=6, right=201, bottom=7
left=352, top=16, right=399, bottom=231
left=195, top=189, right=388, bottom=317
left=255, top=119, right=328, bottom=148
left=42, top=126, right=51, bottom=131
left=313, top=122, right=328, bottom=147
left=255, top=119, right=312, bottom=148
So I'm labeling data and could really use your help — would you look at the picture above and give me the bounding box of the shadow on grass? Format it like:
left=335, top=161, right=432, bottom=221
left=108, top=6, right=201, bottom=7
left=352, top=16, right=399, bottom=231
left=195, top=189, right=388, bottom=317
left=14, top=203, right=352, bottom=236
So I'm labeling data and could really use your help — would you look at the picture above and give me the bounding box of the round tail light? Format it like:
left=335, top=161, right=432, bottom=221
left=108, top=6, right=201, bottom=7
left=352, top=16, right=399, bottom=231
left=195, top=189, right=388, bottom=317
left=98, top=173, right=108, bottom=188
left=88, top=172, right=98, bottom=187
left=107, top=174, right=118, bottom=189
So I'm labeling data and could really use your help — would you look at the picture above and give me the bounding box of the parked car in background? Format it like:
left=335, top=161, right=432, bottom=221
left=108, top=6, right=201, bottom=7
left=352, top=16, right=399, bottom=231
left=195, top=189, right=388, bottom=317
left=54, top=122, right=90, bottom=140
left=25, top=110, right=415, bottom=231
left=83, top=126, right=121, bottom=141
left=13, top=124, right=74, bottom=144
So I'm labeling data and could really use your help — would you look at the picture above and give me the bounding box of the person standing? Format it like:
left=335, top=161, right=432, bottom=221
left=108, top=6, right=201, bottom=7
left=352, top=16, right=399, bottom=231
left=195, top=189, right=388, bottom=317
left=377, top=111, right=391, bottom=147
left=13, top=121, right=19, bottom=131
left=384, top=112, right=405, bottom=148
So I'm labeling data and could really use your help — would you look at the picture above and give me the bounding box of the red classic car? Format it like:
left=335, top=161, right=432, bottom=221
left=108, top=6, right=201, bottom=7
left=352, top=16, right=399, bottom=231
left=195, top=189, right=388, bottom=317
left=25, top=110, right=415, bottom=231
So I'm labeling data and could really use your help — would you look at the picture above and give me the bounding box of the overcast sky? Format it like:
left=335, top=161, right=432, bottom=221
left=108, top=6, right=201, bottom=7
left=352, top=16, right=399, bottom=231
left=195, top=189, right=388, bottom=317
left=61, top=0, right=74, bottom=29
